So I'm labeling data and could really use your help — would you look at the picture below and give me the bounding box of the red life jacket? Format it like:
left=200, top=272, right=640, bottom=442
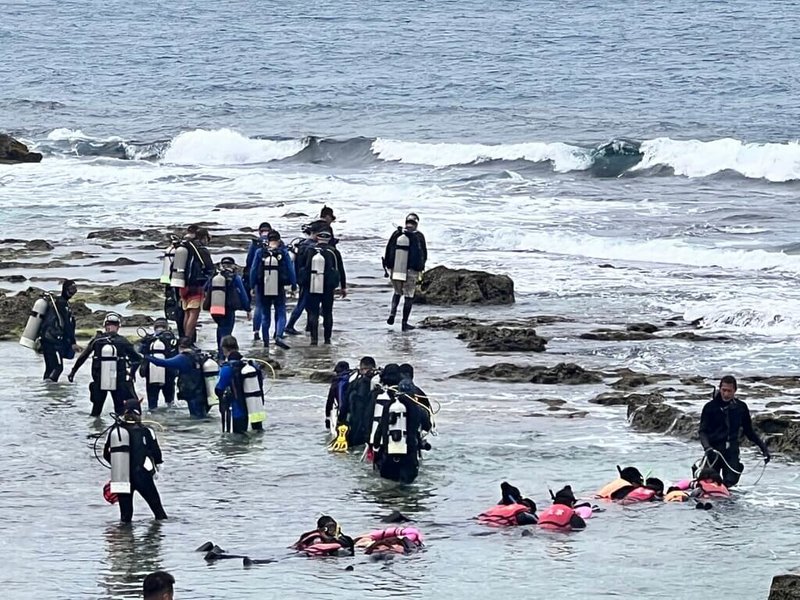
left=537, top=505, right=575, bottom=531
left=478, top=503, right=530, bottom=527
left=697, top=479, right=730, bottom=498
left=622, top=487, right=657, bottom=504
left=303, top=542, right=345, bottom=557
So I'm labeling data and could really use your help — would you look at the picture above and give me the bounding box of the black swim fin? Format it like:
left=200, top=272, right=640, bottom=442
left=243, top=557, right=277, bottom=567
left=196, top=541, right=215, bottom=552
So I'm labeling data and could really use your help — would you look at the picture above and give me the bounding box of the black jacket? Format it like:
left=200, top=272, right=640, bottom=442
left=104, top=421, right=163, bottom=473
left=40, top=294, right=76, bottom=347
left=383, top=228, right=427, bottom=273
left=73, top=332, right=142, bottom=380
left=699, top=393, right=767, bottom=454
left=300, top=244, right=346, bottom=292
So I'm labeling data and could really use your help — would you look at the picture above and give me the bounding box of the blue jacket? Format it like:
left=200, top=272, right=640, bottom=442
left=147, top=352, right=195, bottom=373
left=250, top=245, right=297, bottom=293
left=215, top=354, right=247, bottom=419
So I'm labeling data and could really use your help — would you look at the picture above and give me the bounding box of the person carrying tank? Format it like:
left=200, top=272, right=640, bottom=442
left=244, top=222, right=271, bottom=341
left=137, top=318, right=179, bottom=411
left=204, top=256, right=251, bottom=355
left=39, top=279, right=80, bottom=382
left=300, top=229, right=347, bottom=345
left=325, top=361, right=351, bottom=433
left=308, top=206, right=339, bottom=246
left=338, top=356, right=380, bottom=448
left=69, top=313, right=142, bottom=417
left=146, top=336, right=209, bottom=419
left=215, top=335, right=266, bottom=433
left=250, top=230, right=296, bottom=349
left=383, top=213, right=427, bottom=331
left=103, top=398, right=167, bottom=523
left=699, top=375, right=770, bottom=488
left=398, top=363, right=432, bottom=413
left=371, top=363, right=432, bottom=484
left=174, top=227, right=214, bottom=342
left=285, top=223, right=317, bottom=336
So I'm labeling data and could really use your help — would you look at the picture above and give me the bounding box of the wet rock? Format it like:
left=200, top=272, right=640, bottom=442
left=87, top=227, right=167, bottom=242
left=453, top=362, right=603, bottom=385
left=457, top=326, right=547, bottom=353
left=61, top=251, right=99, bottom=260
left=627, top=323, right=659, bottom=334
left=215, top=201, right=263, bottom=210
left=626, top=396, right=696, bottom=436
left=580, top=328, right=656, bottom=341
left=89, top=257, right=147, bottom=267
left=597, top=263, right=616, bottom=269
left=680, top=376, right=707, bottom=386
left=0, top=134, right=43, bottom=163
left=0, top=274, right=27, bottom=283
left=85, top=279, right=164, bottom=309
left=0, top=238, right=26, bottom=244
left=611, top=369, right=671, bottom=390
left=768, top=574, right=800, bottom=600
left=24, top=239, right=53, bottom=251
left=590, top=392, right=631, bottom=406
left=282, top=212, right=308, bottom=219
left=207, top=233, right=253, bottom=251
left=671, top=331, right=729, bottom=342
left=415, top=266, right=514, bottom=305
left=309, top=370, right=334, bottom=383
left=742, top=375, right=800, bottom=388
left=1, top=259, right=71, bottom=269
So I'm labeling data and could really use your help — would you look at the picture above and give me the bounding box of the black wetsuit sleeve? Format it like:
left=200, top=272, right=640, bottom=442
left=570, top=514, right=587, bottom=530
left=698, top=401, right=713, bottom=449
left=384, top=230, right=400, bottom=270
left=515, top=511, right=538, bottom=526
left=740, top=402, right=768, bottom=453
left=103, top=431, right=111, bottom=463
left=334, top=248, right=346, bottom=290
left=146, top=428, right=164, bottom=465
left=418, top=232, right=428, bottom=269
left=120, top=337, right=143, bottom=367
left=325, top=383, right=337, bottom=422
left=72, top=337, right=96, bottom=373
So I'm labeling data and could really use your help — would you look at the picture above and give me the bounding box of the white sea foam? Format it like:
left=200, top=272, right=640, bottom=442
left=161, top=128, right=307, bottom=165
left=371, top=138, right=592, bottom=172
left=635, top=137, right=800, bottom=182
left=683, top=299, right=800, bottom=335
left=46, top=128, right=91, bottom=141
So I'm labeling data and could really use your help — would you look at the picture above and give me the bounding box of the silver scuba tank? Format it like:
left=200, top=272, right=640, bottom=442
left=242, top=363, right=266, bottom=425
left=262, top=251, right=281, bottom=297
left=209, top=273, right=227, bottom=316
left=160, top=243, right=176, bottom=284
left=310, top=251, right=326, bottom=294
left=148, top=338, right=166, bottom=385
left=386, top=398, right=408, bottom=455
left=202, top=357, right=219, bottom=407
left=19, top=296, right=50, bottom=349
left=370, top=389, right=393, bottom=451
left=109, top=425, right=131, bottom=494
left=99, top=341, right=118, bottom=391
left=391, top=233, right=410, bottom=282
left=170, top=245, right=189, bottom=288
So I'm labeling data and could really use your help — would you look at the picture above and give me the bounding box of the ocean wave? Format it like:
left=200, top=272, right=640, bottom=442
left=28, top=128, right=800, bottom=181
left=683, top=300, right=800, bottom=335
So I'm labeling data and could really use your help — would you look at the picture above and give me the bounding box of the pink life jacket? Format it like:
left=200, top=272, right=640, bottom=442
left=366, top=527, right=424, bottom=545
left=621, top=487, right=657, bottom=504
left=478, top=504, right=531, bottom=527
left=697, top=479, right=731, bottom=498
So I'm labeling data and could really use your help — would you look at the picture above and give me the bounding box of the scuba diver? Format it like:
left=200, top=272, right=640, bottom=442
left=38, top=279, right=80, bottom=382
left=146, top=336, right=209, bottom=419
left=215, top=335, right=267, bottom=433
left=325, top=361, right=351, bottom=433
left=478, top=481, right=539, bottom=526
left=292, top=515, right=354, bottom=557
left=537, top=486, right=588, bottom=531
left=337, top=356, right=380, bottom=448
left=383, top=213, right=427, bottom=331
left=204, top=256, right=251, bottom=355
left=596, top=466, right=645, bottom=500
left=308, top=206, right=339, bottom=246
left=102, top=398, right=167, bottom=523
left=699, top=375, right=770, bottom=488
left=137, top=318, right=178, bottom=411
left=398, top=363, right=432, bottom=413
left=371, top=363, right=432, bottom=484
left=285, top=223, right=316, bottom=336
left=244, top=222, right=272, bottom=342
left=172, top=227, right=214, bottom=342
left=299, top=229, right=347, bottom=345
left=250, top=230, right=296, bottom=349
left=69, top=313, right=142, bottom=417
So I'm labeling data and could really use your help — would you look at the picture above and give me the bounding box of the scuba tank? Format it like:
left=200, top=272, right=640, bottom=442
left=370, top=388, right=393, bottom=452
left=202, top=356, right=220, bottom=407
left=170, top=244, right=189, bottom=288
left=99, top=341, right=118, bottom=391
left=242, top=362, right=266, bottom=425
left=148, top=338, right=166, bottom=385
left=310, top=250, right=326, bottom=294
left=262, top=250, right=281, bottom=297
left=108, top=424, right=131, bottom=494
left=19, top=296, right=50, bottom=349
left=209, top=273, right=227, bottom=316
left=386, top=398, right=408, bottom=455
left=160, top=243, right=177, bottom=284
left=391, top=233, right=410, bottom=282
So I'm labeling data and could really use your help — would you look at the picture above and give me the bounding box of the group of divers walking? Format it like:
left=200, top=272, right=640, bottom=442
left=19, top=207, right=774, bottom=559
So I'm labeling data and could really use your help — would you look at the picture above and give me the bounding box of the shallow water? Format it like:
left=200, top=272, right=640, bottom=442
left=3, top=0, right=800, bottom=598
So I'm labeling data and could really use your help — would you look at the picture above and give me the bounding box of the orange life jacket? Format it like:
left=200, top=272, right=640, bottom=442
left=597, top=478, right=632, bottom=499
left=537, top=505, right=575, bottom=530
left=664, top=490, right=689, bottom=503
left=478, top=503, right=530, bottom=527
left=697, top=479, right=730, bottom=498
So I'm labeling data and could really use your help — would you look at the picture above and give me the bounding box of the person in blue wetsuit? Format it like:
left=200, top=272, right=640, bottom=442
left=250, top=230, right=296, bottom=349
left=146, top=336, right=209, bottom=418
left=214, top=335, right=260, bottom=433
left=204, top=256, right=250, bottom=355
left=325, top=361, right=351, bottom=432
left=244, top=222, right=272, bottom=341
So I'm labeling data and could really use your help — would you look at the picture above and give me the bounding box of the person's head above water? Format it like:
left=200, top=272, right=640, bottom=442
left=405, top=212, right=419, bottom=231
left=143, top=570, right=175, bottom=600
left=645, top=477, right=665, bottom=496
left=552, top=485, right=577, bottom=507
left=719, top=375, right=737, bottom=402
left=317, top=515, right=341, bottom=537
left=380, top=363, right=402, bottom=386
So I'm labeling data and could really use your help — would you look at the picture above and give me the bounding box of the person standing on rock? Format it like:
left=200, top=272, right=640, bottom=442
left=383, top=213, right=427, bottom=331
left=39, top=279, right=80, bottom=382
left=68, top=313, right=142, bottom=416
left=178, top=227, right=214, bottom=342
left=300, top=229, right=346, bottom=345
left=699, top=375, right=771, bottom=487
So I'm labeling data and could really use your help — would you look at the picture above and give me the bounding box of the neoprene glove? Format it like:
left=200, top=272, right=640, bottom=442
left=764, top=452, right=771, bottom=464
left=325, top=418, right=331, bottom=430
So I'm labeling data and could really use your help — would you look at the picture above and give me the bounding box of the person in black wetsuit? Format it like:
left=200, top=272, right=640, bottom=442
left=103, top=399, right=167, bottom=523
left=699, top=375, right=771, bottom=487
left=325, top=360, right=351, bottom=432
left=300, top=229, right=347, bottom=345
left=338, top=356, right=380, bottom=448
left=39, top=279, right=80, bottom=382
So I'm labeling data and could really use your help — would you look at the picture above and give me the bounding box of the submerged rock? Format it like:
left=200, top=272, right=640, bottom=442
left=415, top=266, right=514, bottom=305
left=457, top=326, right=547, bottom=353
left=453, top=362, right=603, bottom=385
left=580, top=328, right=656, bottom=341
left=24, top=239, right=54, bottom=251
left=0, top=134, right=43, bottom=164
